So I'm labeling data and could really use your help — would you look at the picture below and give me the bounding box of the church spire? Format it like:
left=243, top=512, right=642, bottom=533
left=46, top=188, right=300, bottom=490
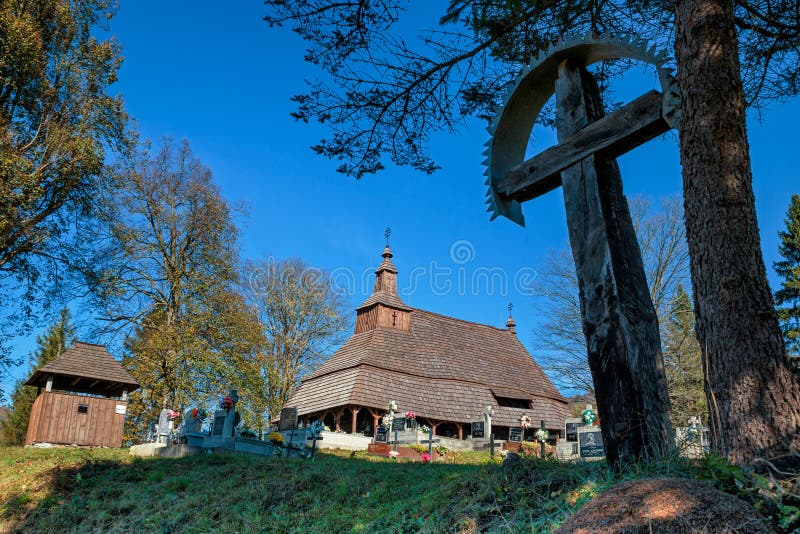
left=374, top=228, right=398, bottom=294
left=355, top=233, right=411, bottom=333
left=506, top=302, right=517, bottom=334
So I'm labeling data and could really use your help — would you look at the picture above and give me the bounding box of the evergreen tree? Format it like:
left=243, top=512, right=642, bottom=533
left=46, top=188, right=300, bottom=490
left=0, top=309, right=74, bottom=445
left=662, top=285, right=707, bottom=429
left=775, top=194, right=800, bottom=358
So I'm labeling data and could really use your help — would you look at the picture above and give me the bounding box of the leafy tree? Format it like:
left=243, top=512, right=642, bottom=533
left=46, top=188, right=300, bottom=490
left=775, top=194, right=800, bottom=358
left=0, top=0, right=130, bottom=359
left=88, top=139, right=261, bottom=442
left=237, top=258, right=349, bottom=433
left=0, top=308, right=74, bottom=445
left=265, top=0, right=800, bottom=463
left=536, top=195, right=689, bottom=394
left=662, top=284, right=706, bottom=429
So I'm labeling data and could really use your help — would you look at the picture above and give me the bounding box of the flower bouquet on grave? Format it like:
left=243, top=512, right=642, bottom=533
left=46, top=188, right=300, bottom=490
left=222, top=396, right=234, bottom=410
left=405, top=411, right=417, bottom=429
left=166, top=409, right=180, bottom=421
left=421, top=453, right=432, bottom=464
left=536, top=428, right=549, bottom=443
left=388, top=450, right=400, bottom=461
left=267, top=431, right=284, bottom=446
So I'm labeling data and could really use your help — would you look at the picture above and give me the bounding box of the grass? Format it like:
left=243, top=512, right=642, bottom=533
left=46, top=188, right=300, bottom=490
left=1, top=446, right=798, bottom=533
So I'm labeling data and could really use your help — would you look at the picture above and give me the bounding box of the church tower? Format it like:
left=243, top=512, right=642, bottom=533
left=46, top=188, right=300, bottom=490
left=355, top=242, right=411, bottom=333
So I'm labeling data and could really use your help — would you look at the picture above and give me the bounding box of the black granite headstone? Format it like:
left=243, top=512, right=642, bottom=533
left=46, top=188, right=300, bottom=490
left=391, top=416, right=406, bottom=432
left=578, top=428, right=604, bottom=458
left=565, top=420, right=584, bottom=442
left=471, top=421, right=485, bottom=438
left=279, top=407, right=298, bottom=431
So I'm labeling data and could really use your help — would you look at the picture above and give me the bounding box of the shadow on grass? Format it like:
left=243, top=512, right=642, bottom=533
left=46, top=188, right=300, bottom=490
left=2, top=449, right=621, bottom=533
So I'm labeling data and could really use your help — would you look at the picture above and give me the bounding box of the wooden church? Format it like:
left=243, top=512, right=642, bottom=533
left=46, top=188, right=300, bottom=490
left=25, top=342, right=139, bottom=447
left=284, top=244, right=569, bottom=440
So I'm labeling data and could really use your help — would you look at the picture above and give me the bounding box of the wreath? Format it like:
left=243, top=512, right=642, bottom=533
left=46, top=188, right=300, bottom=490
left=520, top=415, right=532, bottom=429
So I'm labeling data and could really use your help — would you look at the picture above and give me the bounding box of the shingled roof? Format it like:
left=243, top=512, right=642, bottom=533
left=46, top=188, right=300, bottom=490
left=288, top=309, right=567, bottom=428
left=26, top=342, right=139, bottom=397
left=286, top=245, right=568, bottom=430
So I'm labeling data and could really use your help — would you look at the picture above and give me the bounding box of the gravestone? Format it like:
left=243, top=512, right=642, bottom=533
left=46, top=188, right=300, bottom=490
left=279, top=407, right=298, bottom=431
left=375, top=426, right=388, bottom=443
left=157, top=408, right=171, bottom=444
left=211, top=410, right=227, bottom=437
left=222, top=389, right=239, bottom=438
left=508, top=427, right=523, bottom=443
left=391, top=416, right=406, bottom=432
left=578, top=426, right=605, bottom=459
left=471, top=421, right=485, bottom=438
left=565, top=418, right=584, bottom=442
left=181, top=409, right=202, bottom=434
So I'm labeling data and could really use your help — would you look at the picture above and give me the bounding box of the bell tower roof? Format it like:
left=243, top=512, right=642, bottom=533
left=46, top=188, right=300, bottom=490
left=357, top=242, right=410, bottom=312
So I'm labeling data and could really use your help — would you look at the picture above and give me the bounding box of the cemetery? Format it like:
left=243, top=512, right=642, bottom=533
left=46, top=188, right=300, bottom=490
left=3, top=0, right=800, bottom=531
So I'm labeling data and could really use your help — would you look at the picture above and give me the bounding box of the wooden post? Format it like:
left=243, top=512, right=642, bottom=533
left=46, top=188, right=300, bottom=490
left=334, top=408, right=344, bottom=432
left=457, top=424, right=463, bottom=441
left=350, top=407, right=360, bottom=434
left=555, top=60, right=674, bottom=467
left=431, top=422, right=439, bottom=436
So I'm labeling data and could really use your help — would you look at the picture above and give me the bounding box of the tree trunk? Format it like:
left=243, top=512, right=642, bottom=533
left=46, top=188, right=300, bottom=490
left=557, top=61, right=675, bottom=468
left=675, top=0, right=800, bottom=463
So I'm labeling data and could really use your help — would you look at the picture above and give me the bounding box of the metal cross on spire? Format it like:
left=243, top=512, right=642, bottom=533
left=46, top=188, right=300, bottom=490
left=507, top=302, right=514, bottom=314
left=384, top=226, right=392, bottom=245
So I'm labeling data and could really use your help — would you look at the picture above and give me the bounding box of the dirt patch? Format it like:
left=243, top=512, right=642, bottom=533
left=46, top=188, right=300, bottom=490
left=554, top=477, right=773, bottom=533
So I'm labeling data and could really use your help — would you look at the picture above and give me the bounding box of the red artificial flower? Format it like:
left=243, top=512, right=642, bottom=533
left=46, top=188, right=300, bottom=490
left=421, top=453, right=432, bottom=463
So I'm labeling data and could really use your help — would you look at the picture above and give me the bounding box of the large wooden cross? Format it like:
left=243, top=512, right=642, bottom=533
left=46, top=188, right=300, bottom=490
left=486, top=35, right=679, bottom=466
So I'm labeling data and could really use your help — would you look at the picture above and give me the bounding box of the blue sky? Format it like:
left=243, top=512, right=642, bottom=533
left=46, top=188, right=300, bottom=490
left=4, top=1, right=799, bottom=394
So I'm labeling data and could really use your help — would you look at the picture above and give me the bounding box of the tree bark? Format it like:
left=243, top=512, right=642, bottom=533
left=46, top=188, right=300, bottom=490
left=675, top=0, right=800, bottom=463
left=557, top=61, right=675, bottom=468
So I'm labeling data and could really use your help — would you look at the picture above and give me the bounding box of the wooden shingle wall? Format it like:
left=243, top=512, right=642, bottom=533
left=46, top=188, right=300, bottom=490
left=25, top=391, right=127, bottom=447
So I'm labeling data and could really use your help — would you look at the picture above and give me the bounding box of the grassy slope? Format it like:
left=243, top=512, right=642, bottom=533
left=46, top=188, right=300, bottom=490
left=0, top=447, right=611, bottom=533
left=2, top=446, right=793, bottom=533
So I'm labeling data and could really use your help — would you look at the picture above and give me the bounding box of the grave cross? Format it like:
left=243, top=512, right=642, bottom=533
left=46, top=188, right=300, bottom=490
left=483, top=405, right=494, bottom=438
left=484, top=34, right=679, bottom=466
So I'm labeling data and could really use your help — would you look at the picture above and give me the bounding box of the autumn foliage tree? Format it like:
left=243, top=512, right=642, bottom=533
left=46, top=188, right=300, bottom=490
left=89, top=139, right=261, bottom=442
left=0, top=0, right=129, bottom=387
left=236, top=258, right=349, bottom=432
